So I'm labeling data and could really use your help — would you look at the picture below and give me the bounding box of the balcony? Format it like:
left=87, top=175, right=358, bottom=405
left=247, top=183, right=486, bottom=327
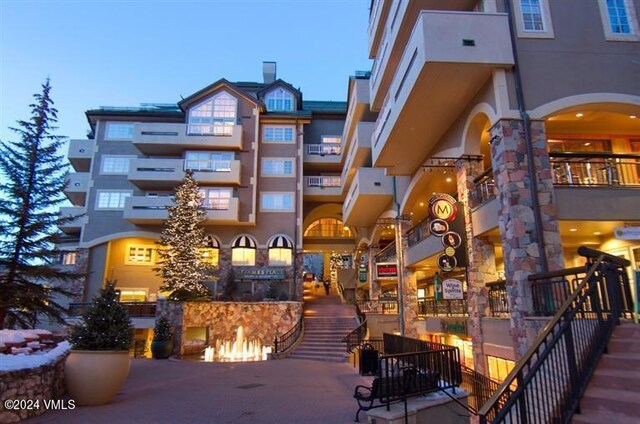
left=343, top=168, right=394, bottom=227
left=58, top=206, right=87, bottom=235
left=132, top=123, right=243, bottom=155
left=342, top=78, right=375, bottom=155
left=67, top=139, right=95, bottom=172
left=370, top=1, right=486, bottom=109
left=418, top=298, right=469, bottom=317
left=372, top=11, right=513, bottom=175
left=367, top=0, right=392, bottom=58
left=123, top=196, right=240, bottom=224
left=64, top=172, right=90, bottom=206
left=128, top=158, right=241, bottom=189
left=342, top=122, right=374, bottom=194
left=303, top=144, right=342, bottom=170
left=303, top=176, right=342, bottom=202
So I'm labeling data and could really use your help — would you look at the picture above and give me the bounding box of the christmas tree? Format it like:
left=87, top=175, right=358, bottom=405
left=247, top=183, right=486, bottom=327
left=0, top=79, right=83, bottom=328
left=329, top=252, right=344, bottom=286
left=68, top=283, right=133, bottom=351
left=152, top=316, right=172, bottom=341
left=155, top=171, right=211, bottom=300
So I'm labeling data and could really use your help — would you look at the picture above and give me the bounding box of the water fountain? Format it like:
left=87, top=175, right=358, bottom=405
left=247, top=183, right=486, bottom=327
left=202, top=326, right=272, bottom=362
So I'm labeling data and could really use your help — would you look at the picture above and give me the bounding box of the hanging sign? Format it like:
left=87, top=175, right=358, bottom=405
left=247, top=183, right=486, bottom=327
left=376, top=263, right=398, bottom=279
left=614, top=227, right=640, bottom=240
left=358, top=266, right=368, bottom=283
left=427, top=193, right=468, bottom=271
left=442, top=279, right=464, bottom=300
left=440, top=318, right=468, bottom=336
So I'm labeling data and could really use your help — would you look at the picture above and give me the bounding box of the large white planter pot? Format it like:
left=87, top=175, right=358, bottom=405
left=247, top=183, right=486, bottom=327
left=65, top=350, right=131, bottom=406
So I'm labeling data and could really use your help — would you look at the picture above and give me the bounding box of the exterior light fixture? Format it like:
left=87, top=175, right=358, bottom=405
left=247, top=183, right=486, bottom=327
left=569, top=228, right=578, bottom=232
left=593, top=231, right=601, bottom=235
left=631, top=115, right=637, bottom=119
left=576, top=113, right=584, bottom=118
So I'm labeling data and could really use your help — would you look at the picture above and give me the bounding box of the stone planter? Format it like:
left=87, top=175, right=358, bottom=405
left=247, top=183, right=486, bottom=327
left=64, top=350, right=130, bottom=406
left=151, top=340, right=173, bottom=359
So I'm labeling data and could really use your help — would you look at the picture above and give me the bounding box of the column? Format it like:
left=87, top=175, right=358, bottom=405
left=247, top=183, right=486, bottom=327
left=489, top=119, right=564, bottom=358
left=397, top=218, right=419, bottom=338
left=368, top=246, right=381, bottom=301
left=456, top=159, right=497, bottom=374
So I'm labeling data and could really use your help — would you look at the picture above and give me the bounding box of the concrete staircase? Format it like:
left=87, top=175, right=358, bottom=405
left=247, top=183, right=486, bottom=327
left=572, top=323, right=640, bottom=424
left=288, top=288, right=357, bottom=362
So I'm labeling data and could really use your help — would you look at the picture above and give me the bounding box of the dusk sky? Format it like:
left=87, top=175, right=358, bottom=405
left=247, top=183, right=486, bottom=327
left=0, top=0, right=372, bottom=143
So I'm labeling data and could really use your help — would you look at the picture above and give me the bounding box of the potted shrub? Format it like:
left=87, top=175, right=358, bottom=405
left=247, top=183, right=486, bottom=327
left=65, top=283, right=133, bottom=406
left=151, top=316, right=173, bottom=359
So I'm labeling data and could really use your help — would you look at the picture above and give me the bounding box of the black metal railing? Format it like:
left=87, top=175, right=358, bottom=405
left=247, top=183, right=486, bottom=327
left=418, top=298, right=468, bottom=317
left=473, top=167, right=496, bottom=205
left=342, top=318, right=368, bottom=352
left=486, top=280, right=509, bottom=317
left=406, top=216, right=431, bottom=248
left=68, top=301, right=157, bottom=318
left=375, top=241, right=397, bottom=263
left=461, top=364, right=509, bottom=414
left=273, top=315, right=304, bottom=354
left=356, top=298, right=398, bottom=314
left=479, top=247, right=633, bottom=423
left=529, top=266, right=587, bottom=316
left=383, top=333, right=453, bottom=354
left=550, top=152, right=640, bottom=187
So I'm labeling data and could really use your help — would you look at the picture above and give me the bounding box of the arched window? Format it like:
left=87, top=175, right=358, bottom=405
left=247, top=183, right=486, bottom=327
left=265, top=88, right=293, bottom=112
left=304, top=218, right=352, bottom=238
left=268, top=235, right=293, bottom=266
left=188, top=91, right=237, bottom=136
left=199, top=235, right=220, bottom=266
left=231, top=235, right=257, bottom=266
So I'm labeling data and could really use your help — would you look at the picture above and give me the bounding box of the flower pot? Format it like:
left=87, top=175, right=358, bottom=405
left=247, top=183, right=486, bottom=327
left=65, top=350, right=130, bottom=406
left=151, top=340, right=174, bottom=359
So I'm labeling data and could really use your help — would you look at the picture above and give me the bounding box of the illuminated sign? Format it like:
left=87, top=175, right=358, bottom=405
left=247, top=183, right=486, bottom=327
left=428, top=193, right=457, bottom=222
left=442, top=279, right=464, bottom=300
left=235, top=267, right=286, bottom=280
left=440, top=318, right=468, bottom=336
left=376, top=263, right=398, bottom=279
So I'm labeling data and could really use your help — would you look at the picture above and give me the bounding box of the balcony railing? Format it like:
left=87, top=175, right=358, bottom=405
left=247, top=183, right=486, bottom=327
left=307, top=144, right=341, bottom=155
left=472, top=167, right=496, bottom=205
left=202, top=198, right=231, bottom=210
left=406, top=216, right=431, bottom=248
left=306, top=176, right=341, bottom=188
left=356, top=298, right=398, bottom=314
left=69, top=302, right=157, bottom=318
left=550, top=152, right=640, bottom=186
left=186, top=123, right=233, bottom=136
left=184, top=160, right=231, bottom=172
left=418, top=298, right=468, bottom=317
left=375, top=241, right=397, bottom=263
left=486, top=280, right=508, bottom=318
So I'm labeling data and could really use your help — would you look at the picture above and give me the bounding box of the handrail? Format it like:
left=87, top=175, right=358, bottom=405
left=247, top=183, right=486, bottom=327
left=342, top=318, right=368, bottom=352
left=273, top=314, right=304, bottom=354
left=550, top=151, right=640, bottom=160
left=478, top=247, right=632, bottom=423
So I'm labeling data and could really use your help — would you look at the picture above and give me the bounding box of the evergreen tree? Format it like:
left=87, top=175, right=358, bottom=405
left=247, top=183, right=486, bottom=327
left=329, top=252, right=344, bottom=286
left=154, top=171, right=211, bottom=300
left=68, top=282, right=133, bottom=350
left=0, top=79, right=81, bottom=328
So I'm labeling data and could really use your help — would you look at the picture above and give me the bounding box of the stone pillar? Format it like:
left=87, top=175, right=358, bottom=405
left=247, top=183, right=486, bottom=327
left=368, top=246, right=381, bottom=301
left=489, top=119, right=564, bottom=358
left=73, top=248, right=91, bottom=302
left=397, top=218, right=419, bottom=338
left=456, top=159, right=498, bottom=374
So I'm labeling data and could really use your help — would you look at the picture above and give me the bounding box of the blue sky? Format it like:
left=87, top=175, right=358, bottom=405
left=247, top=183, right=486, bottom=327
left=0, top=0, right=372, bottom=141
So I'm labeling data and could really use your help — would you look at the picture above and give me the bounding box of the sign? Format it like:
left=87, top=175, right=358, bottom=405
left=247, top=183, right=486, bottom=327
left=434, top=272, right=443, bottom=300
left=427, top=193, right=468, bottom=271
left=437, top=254, right=456, bottom=272
left=358, top=267, right=367, bottom=283
left=235, top=267, right=286, bottom=280
left=442, top=279, right=464, bottom=300
left=614, top=227, right=640, bottom=240
left=429, top=219, right=449, bottom=237
left=376, top=263, right=398, bottom=279
left=428, top=193, right=458, bottom=222
left=440, top=318, right=468, bottom=336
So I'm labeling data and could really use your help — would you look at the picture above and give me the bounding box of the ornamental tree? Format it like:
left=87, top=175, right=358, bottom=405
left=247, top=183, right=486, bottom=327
left=154, top=171, right=211, bottom=300
left=0, top=79, right=82, bottom=328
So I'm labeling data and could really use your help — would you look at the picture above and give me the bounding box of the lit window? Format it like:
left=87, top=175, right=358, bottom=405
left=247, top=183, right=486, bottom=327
left=199, top=188, right=232, bottom=210
left=61, top=251, right=77, bottom=265
left=118, top=289, right=147, bottom=302
left=101, top=156, right=134, bottom=174
left=263, top=125, right=295, bottom=143
left=96, top=191, right=131, bottom=209
left=487, top=355, right=516, bottom=384
left=185, top=151, right=233, bottom=172
left=261, top=192, right=294, bottom=212
left=269, top=248, right=292, bottom=266
left=321, top=136, right=342, bottom=145
left=521, top=0, right=544, bottom=31
left=199, top=248, right=219, bottom=266
left=265, top=88, right=294, bottom=112
left=188, top=92, right=237, bottom=136
left=262, top=159, right=294, bottom=176
left=105, top=123, right=135, bottom=140
left=231, top=235, right=257, bottom=266
left=126, top=245, right=155, bottom=265
left=304, top=218, right=352, bottom=238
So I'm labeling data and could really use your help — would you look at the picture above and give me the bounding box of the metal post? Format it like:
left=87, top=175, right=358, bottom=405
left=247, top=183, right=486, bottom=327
left=395, top=215, right=405, bottom=335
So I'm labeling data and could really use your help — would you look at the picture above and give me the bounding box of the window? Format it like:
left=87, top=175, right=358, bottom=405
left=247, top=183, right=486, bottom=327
left=199, top=188, right=232, bottom=210
left=304, top=218, right=352, bottom=238
left=101, top=156, right=135, bottom=174
left=547, top=138, right=612, bottom=153
left=262, top=158, right=295, bottom=177
left=185, top=151, right=233, bottom=172
left=125, top=245, right=155, bottom=265
left=268, top=235, right=293, bottom=266
left=487, top=355, right=516, bottom=385
left=60, top=251, right=77, bottom=265
left=232, top=235, right=257, bottom=266
left=96, top=190, right=132, bottom=209
left=199, top=248, right=219, bottom=266
left=322, top=136, right=342, bottom=145
left=598, top=0, right=639, bottom=40
left=105, top=123, right=135, bottom=140
left=261, top=192, right=294, bottom=212
left=188, top=92, right=237, bottom=136
left=263, top=125, right=295, bottom=143
left=514, top=0, right=554, bottom=38
left=265, top=88, right=294, bottom=111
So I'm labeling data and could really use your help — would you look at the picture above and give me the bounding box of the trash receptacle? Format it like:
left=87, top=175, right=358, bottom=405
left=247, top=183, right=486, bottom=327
left=359, top=343, right=379, bottom=376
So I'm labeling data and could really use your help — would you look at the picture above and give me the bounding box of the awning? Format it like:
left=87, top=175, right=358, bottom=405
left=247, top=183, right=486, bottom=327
left=269, top=235, right=293, bottom=249
left=232, top=235, right=257, bottom=249
left=202, top=235, right=220, bottom=249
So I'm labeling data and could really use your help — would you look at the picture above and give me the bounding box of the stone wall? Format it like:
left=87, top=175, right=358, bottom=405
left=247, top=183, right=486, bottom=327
left=157, top=300, right=303, bottom=356
left=0, top=349, right=68, bottom=423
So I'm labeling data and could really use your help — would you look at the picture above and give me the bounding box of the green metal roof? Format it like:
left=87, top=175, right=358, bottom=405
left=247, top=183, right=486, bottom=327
left=302, top=100, right=347, bottom=113
left=93, top=103, right=182, bottom=113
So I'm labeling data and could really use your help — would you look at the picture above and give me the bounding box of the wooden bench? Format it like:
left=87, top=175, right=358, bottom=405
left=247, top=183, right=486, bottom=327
left=353, top=366, right=440, bottom=422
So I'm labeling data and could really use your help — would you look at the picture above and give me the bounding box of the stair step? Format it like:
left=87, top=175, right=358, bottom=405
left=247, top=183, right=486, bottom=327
left=608, top=338, right=640, bottom=354
left=287, top=355, right=348, bottom=363
left=572, top=410, right=640, bottom=424
left=610, top=324, right=640, bottom=339
left=598, top=352, right=640, bottom=370
left=581, top=387, right=640, bottom=416
left=591, top=368, right=640, bottom=391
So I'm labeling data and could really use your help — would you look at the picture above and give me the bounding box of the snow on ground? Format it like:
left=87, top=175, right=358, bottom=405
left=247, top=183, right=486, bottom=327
left=0, top=341, right=69, bottom=372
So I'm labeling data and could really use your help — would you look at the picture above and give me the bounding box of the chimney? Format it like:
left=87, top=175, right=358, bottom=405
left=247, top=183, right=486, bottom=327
left=263, top=61, right=276, bottom=84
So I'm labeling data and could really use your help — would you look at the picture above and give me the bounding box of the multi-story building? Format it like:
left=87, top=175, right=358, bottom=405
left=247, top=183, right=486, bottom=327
left=60, top=62, right=347, bottom=334
left=344, top=0, right=640, bottom=382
